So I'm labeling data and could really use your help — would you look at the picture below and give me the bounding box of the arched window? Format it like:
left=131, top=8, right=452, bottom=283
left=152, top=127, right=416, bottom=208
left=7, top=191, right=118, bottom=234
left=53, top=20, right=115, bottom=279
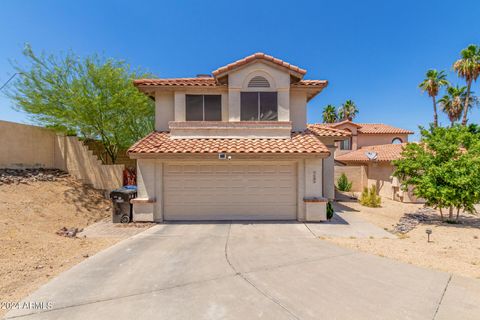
left=392, top=137, right=403, bottom=144
left=248, top=76, right=270, bottom=88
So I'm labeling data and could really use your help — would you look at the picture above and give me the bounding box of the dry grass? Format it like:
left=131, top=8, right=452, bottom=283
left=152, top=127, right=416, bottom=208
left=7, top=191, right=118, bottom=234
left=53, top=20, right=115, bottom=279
left=327, top=197, right=480, bottom=279
left=0, top=177, right=122, bottom=317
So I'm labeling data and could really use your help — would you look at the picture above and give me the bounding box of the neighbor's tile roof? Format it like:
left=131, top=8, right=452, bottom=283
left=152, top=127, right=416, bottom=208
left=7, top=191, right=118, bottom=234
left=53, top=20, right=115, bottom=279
left=212, top=52, right=307, bottom=77
left=133, top=77, right=326, bottom=88
left=128, top=130, right=330, bottom=154
left=356, top=123, right=414, bottom=134
left=324, top=120, right=414, bottom=135
left=335, top=143, right=407, bottom=163
left=308, top=124, right=352, bottom=137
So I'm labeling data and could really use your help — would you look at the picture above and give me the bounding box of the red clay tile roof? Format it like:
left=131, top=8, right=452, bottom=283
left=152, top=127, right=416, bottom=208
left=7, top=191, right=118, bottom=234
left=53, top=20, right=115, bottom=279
left=324, top=120, right=414, bottom=135
left=356, top=123, right=414, bottom=134
left=133, top=78, right=221, bottom=87
left=307, top=124, right=351, bottom=137
left=335, top=143, right=406, bottom=163
left=128, top=131, right=330, bottom=155
left=292, top=80, right=328, bottom=87
left=212, top=52, right=307, bottom=77
left=133, top=77, right=326, bottom=88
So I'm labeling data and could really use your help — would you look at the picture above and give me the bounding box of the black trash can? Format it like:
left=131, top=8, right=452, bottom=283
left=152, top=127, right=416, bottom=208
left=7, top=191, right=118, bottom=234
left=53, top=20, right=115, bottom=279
left=110, top=186, right=137, bottom=223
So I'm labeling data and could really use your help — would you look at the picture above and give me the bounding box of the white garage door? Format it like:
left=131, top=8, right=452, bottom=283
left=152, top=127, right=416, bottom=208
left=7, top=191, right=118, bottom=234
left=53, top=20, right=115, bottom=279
left=164, top=161, right=297, bottom=220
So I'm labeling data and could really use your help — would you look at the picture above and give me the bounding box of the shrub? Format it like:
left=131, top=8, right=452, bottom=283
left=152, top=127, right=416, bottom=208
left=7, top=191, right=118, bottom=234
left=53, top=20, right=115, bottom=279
left=359, top=185, right=381, bottom=207
left=336, top=173, right=352, bottom=192
left=326, top=201, right=334, bottom=220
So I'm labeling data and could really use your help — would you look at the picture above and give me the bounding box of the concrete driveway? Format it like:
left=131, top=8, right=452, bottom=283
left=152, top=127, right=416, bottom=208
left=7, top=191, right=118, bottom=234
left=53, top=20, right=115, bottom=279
left=6, top=223, right=480, bottom=320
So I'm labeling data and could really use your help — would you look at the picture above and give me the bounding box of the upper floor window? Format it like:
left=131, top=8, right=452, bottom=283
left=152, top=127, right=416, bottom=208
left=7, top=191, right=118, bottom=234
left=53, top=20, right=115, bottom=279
left=340, top=138, right=352, bottom=150
left=186, top=95, right=221, bottom=121
left=240, top=92, right=278, bottom=121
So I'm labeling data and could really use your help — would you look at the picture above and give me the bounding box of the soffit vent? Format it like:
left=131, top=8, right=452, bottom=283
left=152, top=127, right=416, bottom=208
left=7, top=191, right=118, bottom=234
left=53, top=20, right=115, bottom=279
left=248, top=76, right=270, bottom=88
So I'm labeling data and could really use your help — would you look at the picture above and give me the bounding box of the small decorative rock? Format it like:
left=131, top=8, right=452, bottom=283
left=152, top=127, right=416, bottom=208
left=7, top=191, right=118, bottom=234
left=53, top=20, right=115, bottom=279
left=56, top=227, right=83, bottom=238
left=0, top=168, right=69, bottom=185
left=392, top=207, right=438, bottom=234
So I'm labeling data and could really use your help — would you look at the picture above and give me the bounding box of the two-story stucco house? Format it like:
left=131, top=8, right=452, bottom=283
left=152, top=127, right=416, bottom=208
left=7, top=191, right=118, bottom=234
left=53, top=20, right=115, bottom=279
left=312, top=120, right=416, bottom=202
left=127, top=53, right=350, bottom=222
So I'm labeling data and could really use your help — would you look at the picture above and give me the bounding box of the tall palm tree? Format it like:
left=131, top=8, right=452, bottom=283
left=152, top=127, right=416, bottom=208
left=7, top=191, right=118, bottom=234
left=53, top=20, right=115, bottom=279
left=322, top=104, right=337, bottom=123
left=419, top=69, right=449, bottom=127
left=453, top=44, right=480, bottom=125
left=338, top=100, right=359, bottom=121
left=438, top=85, right=467, bottom=127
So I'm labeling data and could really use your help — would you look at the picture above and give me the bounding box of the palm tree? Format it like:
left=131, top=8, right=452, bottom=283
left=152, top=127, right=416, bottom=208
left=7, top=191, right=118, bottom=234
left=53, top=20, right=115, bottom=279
left=453, top=44, right=480, bottom=125
left=438, top=85, right=467, bottom=127
left=419, top=69, right=449, bottom=127
left=338, top=100, right=359, bottom=121
left=322, top=104, right=337, bottom=123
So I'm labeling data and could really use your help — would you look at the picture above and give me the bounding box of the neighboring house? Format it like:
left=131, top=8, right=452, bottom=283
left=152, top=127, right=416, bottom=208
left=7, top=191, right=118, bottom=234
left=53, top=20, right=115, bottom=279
left=127, top=53, right=350, bottom=222
left=311, top=120, right=416, bottom=202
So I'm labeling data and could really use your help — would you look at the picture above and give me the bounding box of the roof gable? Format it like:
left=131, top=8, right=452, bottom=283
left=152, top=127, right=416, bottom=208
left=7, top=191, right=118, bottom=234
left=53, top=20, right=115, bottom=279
left=212, top=52, right=306, bottom=80
left=321, top=120, right=413, bottom=135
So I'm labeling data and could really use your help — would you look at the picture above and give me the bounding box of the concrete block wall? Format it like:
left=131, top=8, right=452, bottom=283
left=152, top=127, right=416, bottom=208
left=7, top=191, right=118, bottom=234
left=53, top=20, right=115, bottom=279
left=334, top=165, right=368, bottom=192
left=0, top=120, right=123, bottom=191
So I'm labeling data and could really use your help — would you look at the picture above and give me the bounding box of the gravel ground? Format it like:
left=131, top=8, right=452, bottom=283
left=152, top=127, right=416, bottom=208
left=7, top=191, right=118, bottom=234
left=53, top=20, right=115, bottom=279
left=0, top=172, right=122, bottom=317
left=327, top=197, right=480, bottom=279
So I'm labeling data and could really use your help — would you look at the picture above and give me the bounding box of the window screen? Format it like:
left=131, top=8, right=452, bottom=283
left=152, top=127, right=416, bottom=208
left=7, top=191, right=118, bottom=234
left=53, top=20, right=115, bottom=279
left=186, top=95, right=221, bottom=121
left=204, top=95, right=221, bottom=121
left=241, top=92, right=278, bottom=121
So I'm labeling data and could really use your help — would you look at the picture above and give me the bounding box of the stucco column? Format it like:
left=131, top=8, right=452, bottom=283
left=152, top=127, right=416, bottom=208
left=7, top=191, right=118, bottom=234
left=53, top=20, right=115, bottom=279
left=174, top=91, right=186, bottom=121
left=305, top=158, right=323, bottom=198
left=228, top=88, right=241, bottom=121
left=133, top=159, right=156, bottom=222
left=277, top=88, right=290, bottom=121
left=323, top=146, right=336, bottom=200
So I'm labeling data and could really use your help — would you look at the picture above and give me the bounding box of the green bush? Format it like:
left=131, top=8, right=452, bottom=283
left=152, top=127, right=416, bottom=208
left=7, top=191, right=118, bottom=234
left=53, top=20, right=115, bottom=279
left=336, top=173, right=352, bottom=191
left=326, top=201, right=334, bottom=220
left=359, top=185, right=381, bottom=207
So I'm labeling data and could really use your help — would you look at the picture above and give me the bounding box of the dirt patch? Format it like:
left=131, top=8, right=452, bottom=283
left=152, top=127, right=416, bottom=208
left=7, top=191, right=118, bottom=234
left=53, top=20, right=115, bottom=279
left=327, top=198, right=480, bottom=279
left=0, top=173, right=123, bottom=316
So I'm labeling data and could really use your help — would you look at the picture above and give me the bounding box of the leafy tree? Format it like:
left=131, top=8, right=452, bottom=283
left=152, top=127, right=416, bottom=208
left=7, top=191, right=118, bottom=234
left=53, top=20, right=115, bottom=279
left=438, top=85, right=467, bottom=127
left=338, top=100, right=359, bottom=121
left=336, top=173, right=352, bottom=191
left=393, top=126, right=480, bottom=221
left=453, top=44, right=480, bottom=125
left=419, top=69, right=449, bottom=127
left=7, top=44, right=154, bottom=163
left=468, top=123, right=480, bottom=135
left=322, top=104, right=337, bottom=123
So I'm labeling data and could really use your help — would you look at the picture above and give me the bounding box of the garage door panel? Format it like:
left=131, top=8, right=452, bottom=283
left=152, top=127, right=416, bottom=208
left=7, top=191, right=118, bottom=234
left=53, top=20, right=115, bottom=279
left=164, top=162, right=296, bottom=220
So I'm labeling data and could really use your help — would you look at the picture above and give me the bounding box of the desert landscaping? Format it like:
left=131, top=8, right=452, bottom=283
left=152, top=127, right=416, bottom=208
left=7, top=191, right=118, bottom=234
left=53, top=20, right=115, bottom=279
left=0, top=170, right=125, bottom=317
left=327, top=196, right=480, bottom=279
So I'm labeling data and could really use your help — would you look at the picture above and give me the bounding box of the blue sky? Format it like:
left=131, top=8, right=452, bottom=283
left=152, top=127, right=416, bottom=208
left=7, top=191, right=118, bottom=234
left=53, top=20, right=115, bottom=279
left=1, top=0, right=479, bottom=140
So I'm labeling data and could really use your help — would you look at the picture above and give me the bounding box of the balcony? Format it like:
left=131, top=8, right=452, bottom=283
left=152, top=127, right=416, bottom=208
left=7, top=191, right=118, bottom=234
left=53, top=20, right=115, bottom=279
left=168, top=121, right=293, bottom=139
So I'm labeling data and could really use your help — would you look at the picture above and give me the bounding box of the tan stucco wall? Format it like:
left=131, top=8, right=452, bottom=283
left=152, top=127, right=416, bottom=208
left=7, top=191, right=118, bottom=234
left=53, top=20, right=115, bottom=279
left=0, top=121, right=123, bottom=191
left=155, top=91, right=175, bottom=131
left=289, top=90, right=307, bottom=131
left=334, top=165, right=367, bottom=192
left=227, top=62, right=291, bottom=122
left=151, top=62, right=311, bottom=130
left=0, top=120, right=58, bottom=168
left=323, top=146, right=336, bottom=200
left=366, top=162, right=395, bottom=199
left=357, top=134, right=409, bottom=148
